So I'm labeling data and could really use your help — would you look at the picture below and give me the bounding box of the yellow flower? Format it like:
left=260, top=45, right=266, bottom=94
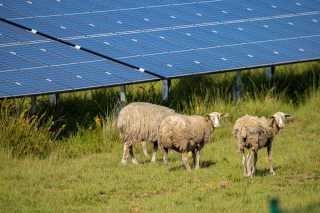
left=195, top=106, right=200, bottom=112
left=94, top=116, right=101, bottom=129
left=19, top=109, right=28, bottom=123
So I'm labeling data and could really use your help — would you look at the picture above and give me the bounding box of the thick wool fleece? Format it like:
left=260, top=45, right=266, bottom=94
left=233, top=115, right=276, bottom=151
left=158, top=114, right=215, bottom=152
left=117, top=102, right=176, bottom=144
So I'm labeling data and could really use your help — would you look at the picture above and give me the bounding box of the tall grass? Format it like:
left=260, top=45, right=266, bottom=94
left=0, top=62, right=319, bottom=212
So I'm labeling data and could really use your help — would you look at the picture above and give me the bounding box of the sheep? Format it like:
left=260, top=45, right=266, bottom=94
left=233, top=112, right=293, bottom=177
left=158, top=112, right=228, bottom=172
left=117, top=102, right=176, bottom=165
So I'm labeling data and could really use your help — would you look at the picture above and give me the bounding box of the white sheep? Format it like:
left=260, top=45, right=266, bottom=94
left=233, top=112, right=293, bottom=177
left=117, top=102, right=176, bottom=164
left=158, top=112, right=228, bottom=171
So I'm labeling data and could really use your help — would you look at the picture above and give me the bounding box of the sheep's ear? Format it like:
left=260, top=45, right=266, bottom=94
left=204, top=115, right=210, bottom=121
left=221, top=113, right=229, bottom=118
left=268, top=115, right=275, bottom=120
left=285, top=114, right=293, bottom=119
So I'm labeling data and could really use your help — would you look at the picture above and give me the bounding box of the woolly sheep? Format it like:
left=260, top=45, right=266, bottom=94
left=233, top=112, right=293, bottom=177
left=117, top=102, right=176, bottom=164
left=158, top=112, right=228, bottom=171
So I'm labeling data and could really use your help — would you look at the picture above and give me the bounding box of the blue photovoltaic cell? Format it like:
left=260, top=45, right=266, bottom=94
left=0, top=22, right=158, bottom=98
left=0, top=78, right=39, bottom=97
left=0, top=63, right=15, bottom=71
left=31, top=0, right=86, bottom=14
left=1, top=0, right=320, bottom=99
left=0, top=70, right=70, bottom=92
left=40, top=16, right=108, bottom=36
left=84, top=60, right=155, bottom=82
left=229, top=22, right=291, bottom=40
left=2, top=1, right=57, bottom=17
left=119, top=57, right=192, bottom=78
left=256, top=41, right=318, bottom=61
left=11, top=18, right=80, bottom=38
left=98, top=36, right=163, bottom=55
left=125, top=33, right=188, bottom=52
left=99, top=11, right=164, bottom=30
left=55, top=64, right=127, bottom=86
left=0, top=49, right=44, bottom=69
left=1, top=45, right=74, bottom=66
left=278, top=39, right=320, bottom=57
left=258, top=0, right=316, bottom=13
left=30, top=42, right=101, bottom=62
left=283, top=15, right=320, bottom=34
left=0, top=22, right=48, bottom=43
left=73, top=38, right=135, bottom=59
left=228, top=44, right=295, bottom=64
left=146, top=53, right=214, bottom=73
left=304, top=36, right=320, bottom=45
left=125, top=8, right=190, bottom=27
left=202, top=47, right=270, bottom=68
left=63, top=0, right=114, bottom=11
left=175, top=49, right=243, bottom=71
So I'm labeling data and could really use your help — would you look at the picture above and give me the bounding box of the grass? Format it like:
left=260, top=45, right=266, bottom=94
left=0, top=62, right=320, bottom=212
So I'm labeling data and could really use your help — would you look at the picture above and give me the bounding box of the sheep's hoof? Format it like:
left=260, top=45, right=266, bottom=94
left=121, top=161, right=127, bottom=165
left=131, top=158, right=139, bottom=165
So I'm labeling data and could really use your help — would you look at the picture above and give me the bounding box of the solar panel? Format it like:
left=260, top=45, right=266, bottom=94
left=0, top=22, right=158, bottom=99
left=1, top=0, right=320, bottom=99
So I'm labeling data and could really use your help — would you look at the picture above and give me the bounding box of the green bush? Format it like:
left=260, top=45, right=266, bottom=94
left=0, top=101, right=65, bottom=158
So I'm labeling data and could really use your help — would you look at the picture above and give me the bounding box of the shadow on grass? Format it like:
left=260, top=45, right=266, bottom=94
left=283, top=202, right=320, bottom=213
left=254, top=166, right=281, bottom=177
left=200, top=160, right=216, bottom=168
left=164, top=160, right=216, bottom=172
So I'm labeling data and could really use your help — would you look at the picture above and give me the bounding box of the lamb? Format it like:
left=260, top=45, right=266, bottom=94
left=117, top=102, right=176, bottom=165
left=233, top=112, right=293, bottom=177
left=158, top=112, right=228, bottom=172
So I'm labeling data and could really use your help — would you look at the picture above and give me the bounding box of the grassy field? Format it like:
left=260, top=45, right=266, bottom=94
left=0, top=63, right=320, bottom=212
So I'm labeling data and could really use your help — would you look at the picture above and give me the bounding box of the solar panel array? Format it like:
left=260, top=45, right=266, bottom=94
left=1, top=0, right=320, bottom=99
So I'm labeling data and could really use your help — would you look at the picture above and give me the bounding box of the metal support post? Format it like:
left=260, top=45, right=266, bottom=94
left=266, top=66, right=275, bottom=81
left=162, top=79, right=172, bottom=101
left=233, top=71, right=243, bottom=103
left=116, top=85, right=126, bottom=115
left=31, top=96, right=37, bottom=115
left=120, top=85, right=126, bottom=104
left=49, top=94, right=60, bottom=107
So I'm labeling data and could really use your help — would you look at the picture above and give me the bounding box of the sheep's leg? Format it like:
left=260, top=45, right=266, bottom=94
left=163, top=148, right=169, bottom=172
left=267, top=144, right=275, bottom=175
left=129, top=145, right=139, bottom=165
left=253, top=152, right=258, bottom=176
left=141, top=141, right=149, bottom=157
left=195, top=149, right=201, bottom=169
left=191, top=150, right=196, bottom=169
left=121, top=142, right=130, bottom=164
left=240, top=149, right=246, bottom=176
left=159, top=144, right=169, bottom=172
left=151, top=141, right=158, bottom=163
left=182, top=151, right=191, bottom=171
left=246, top=150, right=254, bottom=177
left=237, top=136, right=247, bottom=176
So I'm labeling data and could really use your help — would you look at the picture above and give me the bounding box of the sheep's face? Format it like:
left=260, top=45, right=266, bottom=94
left=269, top=112, right=293, bottom=129
left=205, top=112, right=229, bottom=128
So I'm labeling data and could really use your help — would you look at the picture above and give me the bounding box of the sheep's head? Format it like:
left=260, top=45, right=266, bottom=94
left=268, top=112, right=293, bottom=129
left=205, top=112, right=229, bottom=128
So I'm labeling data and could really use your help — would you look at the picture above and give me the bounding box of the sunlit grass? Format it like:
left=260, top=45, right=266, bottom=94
left=0, top=62, right=319, bottom=212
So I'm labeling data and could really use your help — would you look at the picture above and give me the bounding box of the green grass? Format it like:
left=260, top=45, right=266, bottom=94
left=0, top=62, right=320, bottom=212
